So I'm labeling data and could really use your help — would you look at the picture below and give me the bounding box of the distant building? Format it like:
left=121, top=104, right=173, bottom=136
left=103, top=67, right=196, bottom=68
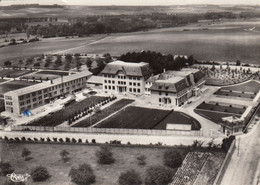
left=4, top=71, right=92, bottom=114
left=220, top=116, right=245, bottom=135
left=101, top=61, right=153, bottom=95
left=148, top=68, right=205, bottom=107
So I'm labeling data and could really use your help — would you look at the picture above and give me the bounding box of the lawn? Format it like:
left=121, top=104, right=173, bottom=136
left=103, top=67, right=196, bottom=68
left=26, top=96, right=107, bottom=127
left=73, top=99, right=134, bottom=127
left=0, top=80, right=38, bottom=95
left=221, top=80, right=260, bottom=93
left=0, top=69, right=33, bottom=78
left=96, top=106, right=201, bottom=130
left=196, top=102, right=245, bottom=115
left=0, top=141, right=188, bottom=185
left=194, top=109, right=240, bottom=124
left=95, top=106, right=171, bottom=129
left=214, top=90, right=255, bottom=99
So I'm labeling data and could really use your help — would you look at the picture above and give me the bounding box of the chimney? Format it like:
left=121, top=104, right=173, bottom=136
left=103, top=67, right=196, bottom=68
left=163, top=68, right=166, bottom=73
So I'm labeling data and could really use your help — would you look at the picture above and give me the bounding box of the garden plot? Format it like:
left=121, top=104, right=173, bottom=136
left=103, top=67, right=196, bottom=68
left=73, top=99, right=134, bottom=127
left=26, top=96, right=108, bottom=127
left=95, top=106, right=201, bottom=130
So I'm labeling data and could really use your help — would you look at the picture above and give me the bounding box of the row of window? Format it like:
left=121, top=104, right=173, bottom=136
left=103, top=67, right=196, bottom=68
left=104, top=74, right=141, bottom=81
left=104, top=85, right=115, bottom=90
left=19, top=79, right=85, bottom=100
left=129, top=82, right=140, bottom=86
left=129, top=88, right=141, bottom=93
left=159, top=98, right=172, bottom=104
left=104, top=80, right=115, bottom=84
left=159, top=92, right=169, bottom=96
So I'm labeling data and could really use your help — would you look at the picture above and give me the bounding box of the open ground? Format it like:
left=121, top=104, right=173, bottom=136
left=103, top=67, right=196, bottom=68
left=1, top=19, right=260, bottom=64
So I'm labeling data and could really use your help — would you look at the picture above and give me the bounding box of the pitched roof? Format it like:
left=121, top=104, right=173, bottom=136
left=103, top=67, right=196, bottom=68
left=101, top=61, right=153, bottom=78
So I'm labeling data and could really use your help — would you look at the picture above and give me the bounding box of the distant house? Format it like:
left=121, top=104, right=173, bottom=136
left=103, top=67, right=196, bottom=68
left=87, top=75, right=103, bottom=87
left=101, top=61, right=153, bottom=95
left=220, top=116, right=245, bottom=135
left=148, top=68, right=205, bottom=107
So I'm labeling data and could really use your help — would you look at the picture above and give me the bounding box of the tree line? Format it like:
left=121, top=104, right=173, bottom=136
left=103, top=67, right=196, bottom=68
left=119, top=51, right=195, bottom=74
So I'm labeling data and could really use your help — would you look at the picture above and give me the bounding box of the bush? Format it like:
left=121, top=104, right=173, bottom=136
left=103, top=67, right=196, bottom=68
left=91, top=139, right=96, bottom=143
left=136, top=155, right=146, bottom=166
left=96, top=146, right=115, bottom=164
left=31, top=166, right=50, bottom=182
left=78, top=138, right=82, bottom=143
left=118, top=169, right=142, bottom=185
left=40, top=138, right=45, bottom=142
left=72, top=138, right=77, bottom=143
left=144, top=165, right=174, bottom=185
left=66, top=138, right=70, bottom=143
left=22, top=147, right=31, bottom=161
left=222, top=135, right=235, bottom=152
left=0, top=162, right=14, bottom=176
left=69, top=163, right=95, bottom=185
left=60, top=150, right=70, bottom=162
left=163, top=149, right=182, bottom=168
left=59, top=138, right=64, bottom=142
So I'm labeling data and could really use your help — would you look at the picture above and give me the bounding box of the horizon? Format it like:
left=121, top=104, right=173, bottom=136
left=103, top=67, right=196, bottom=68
left=0, top=0, right=260, bottom=6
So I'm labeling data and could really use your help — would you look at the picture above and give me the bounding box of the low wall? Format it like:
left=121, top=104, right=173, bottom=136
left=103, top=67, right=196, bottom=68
left=11, top=126, right=203, bottom=137
left=213, top=139, right=236, bottom=185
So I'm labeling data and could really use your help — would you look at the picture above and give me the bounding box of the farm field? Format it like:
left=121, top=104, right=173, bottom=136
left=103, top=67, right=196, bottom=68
left=73, top=99, right=134, bottom=127
left=21, top=70, right=70, bottom=81
left=0, top=80, right=38, bottom=96
left=95, top=106, right=201, bottom=130
left=221, top=80, right=260, bottom=93
left=0, top=69, right=34, bottom=78
left=1, top=19, right=260, bottom=64
left=0, top=141, right=188, bottom=185
left=26, top=96, right=107, bottom=127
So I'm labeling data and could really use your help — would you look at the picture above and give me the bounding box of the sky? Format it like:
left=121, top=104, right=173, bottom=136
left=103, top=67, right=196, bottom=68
left=0, top=0, right=260, bottom=6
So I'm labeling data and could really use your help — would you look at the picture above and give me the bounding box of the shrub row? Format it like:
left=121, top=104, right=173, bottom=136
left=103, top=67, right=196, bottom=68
left=68, top=96, right=117, bottom=125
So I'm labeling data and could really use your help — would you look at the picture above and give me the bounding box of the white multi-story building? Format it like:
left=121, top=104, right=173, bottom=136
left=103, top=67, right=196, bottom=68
left=101, top=61, right=153, bottom=95
left=4, top=71, right=92, bottom=114
left=149, top=68, right=205, bottom=107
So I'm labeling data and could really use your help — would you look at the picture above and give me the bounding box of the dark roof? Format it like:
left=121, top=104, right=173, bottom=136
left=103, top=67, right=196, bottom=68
left=101, top=61, right=153, bottom=79
left=193, top=71, right=205, bottom=83
left=150, top=78, right=189, bottom=93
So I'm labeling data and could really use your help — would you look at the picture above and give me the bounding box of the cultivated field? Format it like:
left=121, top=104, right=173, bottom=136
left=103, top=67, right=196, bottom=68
left=95, top=106, right=201, bottom=130
left=1, top=19, right=260, bottom=64
left=73, top=99, right=134, bottom=127
left=26, top=96, right=107, bottom=127
left=0, top=80, right=38, bottom=96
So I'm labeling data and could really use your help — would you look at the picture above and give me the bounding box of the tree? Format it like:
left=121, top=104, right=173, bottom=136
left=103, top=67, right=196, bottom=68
left=22, top=147, right=31, bottom=161
left=30, top=166, right=50, bottom=182
left=69, top=163, right=95, bottom=185
left=0, top=162, right=14, bottom=176
left=96, top=146, right=115, bottom=164
left=60, top=150, right=70, bottom=162
left=86, top=58, right=93, bottom=69
left=236, top=60, right=241, bottom=66
left=118, top=169, right=142, bottom=185
left=4, top=61, right=12, bottom=67
left=144, top=165, right=174, bottom=185
left=163, top=149, right=182, bottom=168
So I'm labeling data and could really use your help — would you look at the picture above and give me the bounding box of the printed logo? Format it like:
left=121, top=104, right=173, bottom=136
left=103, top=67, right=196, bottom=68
left=7, top=172, right=30, bottom=182
left=23, top=109, right=33, bottom=117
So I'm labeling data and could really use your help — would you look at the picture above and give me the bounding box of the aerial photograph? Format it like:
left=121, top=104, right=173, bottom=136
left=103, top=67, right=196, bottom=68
left=0, top=0, right=259, bottom=184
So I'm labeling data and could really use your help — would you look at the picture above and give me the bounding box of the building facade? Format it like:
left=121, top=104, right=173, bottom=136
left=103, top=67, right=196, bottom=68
left=4, top=71, right=92, bottom=114
left=149, top=68, right=205, bottom=107
left=101, top=61, right=153, bottom=95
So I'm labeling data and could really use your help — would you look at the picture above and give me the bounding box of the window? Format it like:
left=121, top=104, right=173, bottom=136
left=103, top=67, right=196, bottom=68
left=109, top=86, right=111, bottom=90
left=159, top=92, right=162, bottom=95
left=133, top=88, right=136, bottom=92
left=20, top=102, right=24, bottom=106
left=104, top=80, right=107, bottom=83
left=112, top=86, right=115, bottom=90
left=19, top=96, right=24, bottom=100
left=159, top=98, right=161, bottom=102
left=39, top=101, right=42, bottom=105
left=27, top=105, right=31, bottom=109
left=38, top=96, right=42, bottom=100
left=6, top=101, right=12, bottom=106
left=137, top=77, right=140, bottom=80
left=137, top=83, right=140, bottom=86
left=137, top=89, right=140, bottom=93
left=133, top=83, right=136, bottom=86
left=108, top=80, right=111, bottom=83
left=166, top=92, right=168, bottom=96
left=159, top=86, right=162, bottom=89
left=129, top=88, right=132, bottom=92
left=129, top=82, right=132, bottom=85
left=32, top=92, right=36, bottom=96
left=5, top=96, right=12, bottom=100
left=112, top=81, right=115, bottom=84
left=38, top=90, right=42, bottom=94
left=33, top=98, right=36, bottom=102
left=105, top=85, right=107, bottom=89
left=27, top=100, right=31, bottom=104
left=26, top=94, right=30, bottom=98
left=129, top=77, right=132, bottom=80
left=44, top=89, right=48, bottom=93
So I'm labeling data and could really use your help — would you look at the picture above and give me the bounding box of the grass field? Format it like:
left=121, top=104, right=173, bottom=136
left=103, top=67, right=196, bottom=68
left=95, top=106, right=201, bottom=130
left=0, top=80, right=38, bottom=95
left=73, top=99, right=134, bottom=127
left=0, top=69, right=33, bottom=78
left=221, top=80, right=260, bottom=93
left=0, top=141, right=188, bottom=185
left=26, top=96, right=107, bottom=127
left=1, top=19, right=260, bottom=64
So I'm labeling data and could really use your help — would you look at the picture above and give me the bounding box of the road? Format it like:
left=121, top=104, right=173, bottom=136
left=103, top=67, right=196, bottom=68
left=220, top=122, right=260, bottom=185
